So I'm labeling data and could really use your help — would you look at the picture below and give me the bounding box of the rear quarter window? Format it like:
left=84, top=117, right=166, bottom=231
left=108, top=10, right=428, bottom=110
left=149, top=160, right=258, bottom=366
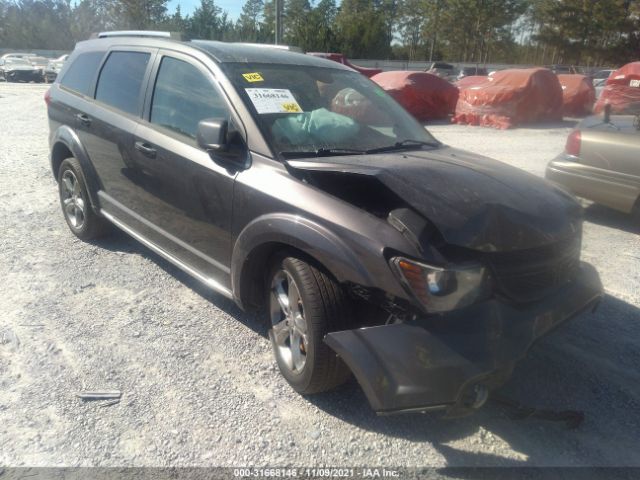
left=59, top=51, right=105, bottom=95
left=95, top=51, right=151, bottom=115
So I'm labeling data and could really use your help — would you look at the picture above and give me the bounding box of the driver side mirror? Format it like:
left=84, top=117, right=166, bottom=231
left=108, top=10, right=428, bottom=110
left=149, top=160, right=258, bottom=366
left=197, top=118, right=246, bottom=168
left=197, top=118, right=228, bottom=151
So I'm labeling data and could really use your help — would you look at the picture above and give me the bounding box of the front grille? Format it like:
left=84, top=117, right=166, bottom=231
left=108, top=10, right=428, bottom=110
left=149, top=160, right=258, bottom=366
left=486, top=233, right=582, bottom=303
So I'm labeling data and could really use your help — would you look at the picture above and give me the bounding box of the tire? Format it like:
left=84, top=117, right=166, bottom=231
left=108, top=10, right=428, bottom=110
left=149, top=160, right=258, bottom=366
left=57, top=158, right=111, bottom=240
left=267, top=254, right=352, bottom=394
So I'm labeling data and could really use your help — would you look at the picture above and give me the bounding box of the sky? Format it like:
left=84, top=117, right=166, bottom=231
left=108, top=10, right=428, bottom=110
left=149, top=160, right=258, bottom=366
left=168, top=0, right=246, bottom=18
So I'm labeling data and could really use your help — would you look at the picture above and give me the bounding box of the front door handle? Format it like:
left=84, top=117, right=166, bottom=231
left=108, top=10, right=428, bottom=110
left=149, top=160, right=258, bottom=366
left=75, top=113, right=92, bottom=126
left=134, top=141, right=157, bottom=158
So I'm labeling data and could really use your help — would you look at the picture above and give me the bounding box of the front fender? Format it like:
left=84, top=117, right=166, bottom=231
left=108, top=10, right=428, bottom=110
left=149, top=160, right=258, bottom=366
left=50, top=125, right=103, bottom=210
left=231, top=213, right=377, bottom=308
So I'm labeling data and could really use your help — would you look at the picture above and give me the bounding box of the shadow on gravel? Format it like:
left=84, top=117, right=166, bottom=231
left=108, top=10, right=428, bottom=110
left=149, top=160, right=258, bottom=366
left=88, top=228, right=269, bottom=338
left=584, top=203, right=638, bottom=234
left=307, top=294, right=640, bottom=468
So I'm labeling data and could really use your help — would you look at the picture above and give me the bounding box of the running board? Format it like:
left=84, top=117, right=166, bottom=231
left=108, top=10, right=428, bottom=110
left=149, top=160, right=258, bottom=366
left=100, top=209, right=233, bottom=298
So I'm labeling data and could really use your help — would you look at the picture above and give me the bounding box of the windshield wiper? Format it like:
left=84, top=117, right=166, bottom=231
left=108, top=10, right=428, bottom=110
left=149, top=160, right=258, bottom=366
left=279, top=148, right=367, bottom=159
left=365, top=139, right=441, bottom=154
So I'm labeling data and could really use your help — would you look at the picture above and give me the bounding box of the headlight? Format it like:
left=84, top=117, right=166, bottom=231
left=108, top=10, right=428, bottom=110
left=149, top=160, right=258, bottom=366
left=390, top=257, right=491, bottom=313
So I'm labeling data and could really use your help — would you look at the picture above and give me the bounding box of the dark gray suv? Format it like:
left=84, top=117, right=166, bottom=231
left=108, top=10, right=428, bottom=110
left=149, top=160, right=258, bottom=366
left=47, top=32, right=603, bottom=416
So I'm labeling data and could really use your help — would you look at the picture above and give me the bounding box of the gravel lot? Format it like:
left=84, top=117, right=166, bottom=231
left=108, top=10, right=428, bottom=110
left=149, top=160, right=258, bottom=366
left=1, top=83, right=639, bottom=469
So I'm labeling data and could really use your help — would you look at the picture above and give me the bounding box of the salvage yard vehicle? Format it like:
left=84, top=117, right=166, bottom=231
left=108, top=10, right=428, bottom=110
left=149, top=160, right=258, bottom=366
left=457, top=66, right=488, bottom=80
left=546, top=108, right=640, bottom=223
left=306, top=52, right=383, bottom=78
left=0, top=52, right=36, bottom=60
left=47, top=31, right=603, bottom=416
left=0, top=57, right=43, bottom=82
left=44, top=54, right=69, bottom=83
left=28, top=56, right=50, bottom=82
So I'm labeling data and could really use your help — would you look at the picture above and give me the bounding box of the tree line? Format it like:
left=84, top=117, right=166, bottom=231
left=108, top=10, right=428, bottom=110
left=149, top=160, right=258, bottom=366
left=1, top=0, right=638, bottom=66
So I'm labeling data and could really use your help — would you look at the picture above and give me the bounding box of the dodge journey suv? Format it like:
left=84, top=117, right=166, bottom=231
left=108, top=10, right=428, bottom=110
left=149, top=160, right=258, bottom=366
left=47, top=31, right=603, bottom=416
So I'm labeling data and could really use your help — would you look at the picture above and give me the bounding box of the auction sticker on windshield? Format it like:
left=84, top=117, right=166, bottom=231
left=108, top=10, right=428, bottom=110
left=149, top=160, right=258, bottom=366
left=242, top=72, right=263, bottom=82
left=245, top=88, right=303, bottom=114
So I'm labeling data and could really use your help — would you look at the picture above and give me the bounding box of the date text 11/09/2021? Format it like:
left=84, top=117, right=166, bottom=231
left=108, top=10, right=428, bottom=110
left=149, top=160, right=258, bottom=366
left=233, top=468, right=401, bottom=478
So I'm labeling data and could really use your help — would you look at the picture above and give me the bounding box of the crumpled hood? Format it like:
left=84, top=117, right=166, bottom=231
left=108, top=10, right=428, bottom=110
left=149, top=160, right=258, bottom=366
left=286, top=146, right=583, bottom=252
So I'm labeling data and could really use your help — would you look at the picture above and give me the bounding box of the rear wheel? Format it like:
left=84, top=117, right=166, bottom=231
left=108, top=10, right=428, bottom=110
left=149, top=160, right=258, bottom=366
left=267, top=255, right=352, bottom=394
left=58, top=158, right=111, bottom=240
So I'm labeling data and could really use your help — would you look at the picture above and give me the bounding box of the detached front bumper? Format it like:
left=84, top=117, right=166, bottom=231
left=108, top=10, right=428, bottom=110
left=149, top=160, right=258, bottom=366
left=325, top=262, right=603, bottom=415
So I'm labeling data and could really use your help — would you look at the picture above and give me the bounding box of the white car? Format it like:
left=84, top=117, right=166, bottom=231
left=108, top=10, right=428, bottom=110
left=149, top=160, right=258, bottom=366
left=0, top=57, right=43, bottom=82
left=0, top=52, right=37, bottom=61
left=44, top=54, right=69, bottom=82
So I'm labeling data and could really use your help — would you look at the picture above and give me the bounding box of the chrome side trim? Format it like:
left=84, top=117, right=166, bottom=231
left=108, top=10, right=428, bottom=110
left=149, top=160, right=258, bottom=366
left=100, top=208, right=233, bottom=298
left=98, top=191, right=231, bottom=274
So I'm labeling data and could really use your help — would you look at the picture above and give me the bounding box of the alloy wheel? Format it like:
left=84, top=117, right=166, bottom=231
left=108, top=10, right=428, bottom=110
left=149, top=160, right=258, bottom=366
left=269, top=270, right=309, bottom=374
left=60, top=169, right=85, bottom=229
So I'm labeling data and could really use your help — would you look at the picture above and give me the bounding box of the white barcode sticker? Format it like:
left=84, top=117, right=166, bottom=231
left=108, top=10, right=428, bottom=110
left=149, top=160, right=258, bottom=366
left=245, top=88, right=303, bottom=114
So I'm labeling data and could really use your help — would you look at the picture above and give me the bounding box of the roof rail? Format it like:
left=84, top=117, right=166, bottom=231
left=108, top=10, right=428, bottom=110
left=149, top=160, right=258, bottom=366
left=92, top=31, right=183, bottom=40
left=233, top=42, right=303, bottom=53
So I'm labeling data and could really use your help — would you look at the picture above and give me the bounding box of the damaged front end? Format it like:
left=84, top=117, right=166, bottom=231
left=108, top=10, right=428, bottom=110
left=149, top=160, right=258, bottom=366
left=285, top=149, right=603, bottom=416
left=326, top=263, right=602, bottom=416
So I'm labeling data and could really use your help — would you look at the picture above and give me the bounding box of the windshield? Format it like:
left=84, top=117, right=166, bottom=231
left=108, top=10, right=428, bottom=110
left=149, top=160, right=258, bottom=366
left=221, top=63, right=438, bottom=158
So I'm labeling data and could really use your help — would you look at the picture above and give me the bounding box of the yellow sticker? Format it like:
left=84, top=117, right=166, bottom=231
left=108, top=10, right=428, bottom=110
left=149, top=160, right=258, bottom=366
left=242, top=72, right=264, bottom=82
left=282, top=102, right=302, bottom=113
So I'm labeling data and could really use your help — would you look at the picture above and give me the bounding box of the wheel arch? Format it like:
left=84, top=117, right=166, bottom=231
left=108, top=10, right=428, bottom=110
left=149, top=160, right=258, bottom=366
left=231, top=213, right=375, bottom=311
left=50, top=126, right=102, bottom=211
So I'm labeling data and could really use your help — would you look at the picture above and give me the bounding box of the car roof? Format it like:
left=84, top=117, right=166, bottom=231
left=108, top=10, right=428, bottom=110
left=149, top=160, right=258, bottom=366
left=191, top=40, right=349, bottom=69
left=75, top=35, right=352, bottom=71
left=1, top=53, right=36, bottom=59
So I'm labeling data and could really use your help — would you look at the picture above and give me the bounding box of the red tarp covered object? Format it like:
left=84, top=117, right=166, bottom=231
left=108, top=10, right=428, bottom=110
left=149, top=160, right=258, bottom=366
left=557, top=74, right=596, bottom=116
left=593, top=61, right=640, bottom=114
left=455, top=75, right=489, bottom=90
left=306, top=52, right=383, bottom=78
left=452, top=68, right=563, bottom=129
left=371, top=71, right=459, bottom=121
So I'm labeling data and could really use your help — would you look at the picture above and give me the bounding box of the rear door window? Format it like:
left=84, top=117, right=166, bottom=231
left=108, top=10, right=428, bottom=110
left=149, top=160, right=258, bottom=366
left=150, top=56, right=228, bottom=139
left=95, top=51, right=150, bottom=115
left=59, top=51, right=105, bottom=95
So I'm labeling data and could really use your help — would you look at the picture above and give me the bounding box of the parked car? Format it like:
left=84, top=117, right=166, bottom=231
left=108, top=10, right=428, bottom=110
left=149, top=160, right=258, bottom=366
left=590, top=69, right=615, bottom=98
left=0, top=52, right=36, bottom=60
left=546, top=109, right=640, bottom=223
left=44, top=54, right=69, bottom=83
left=457, top=66, right=488, bottom=80
left=47, top=32, right=603, bottom=416
left=426, top=61, right=456, bottom=80
left=590, top=69, right=615, bottom=86
left=28, top=55, right=50, bottom=82
left=546, top=64, right=579, bottom=74
left=306, top=52, right=382, bottom=78
left=0, top=57, right=43, bottom=82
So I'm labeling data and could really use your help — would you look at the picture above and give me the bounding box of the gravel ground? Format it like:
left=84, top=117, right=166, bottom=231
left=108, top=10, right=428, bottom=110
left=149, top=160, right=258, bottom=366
left=1, top=83, right=639, bottom=469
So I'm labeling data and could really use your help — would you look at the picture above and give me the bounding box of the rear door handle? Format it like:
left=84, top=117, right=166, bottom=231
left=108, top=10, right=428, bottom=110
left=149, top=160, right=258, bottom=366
left=134, top=141, right=157, bottom=158
left=75, top=113, right=92, bottom=126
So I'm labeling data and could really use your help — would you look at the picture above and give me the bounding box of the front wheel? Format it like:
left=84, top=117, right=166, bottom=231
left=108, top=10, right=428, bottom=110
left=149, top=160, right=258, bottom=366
left=268, top=255, right=352, bottom=394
